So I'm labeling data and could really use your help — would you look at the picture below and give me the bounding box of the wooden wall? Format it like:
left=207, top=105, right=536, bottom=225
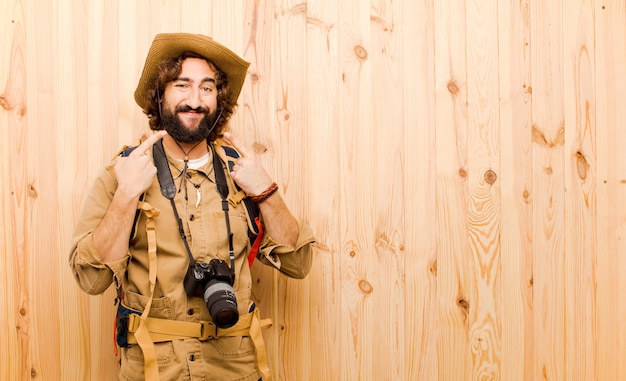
left=1, top=0, right=625, bottom=380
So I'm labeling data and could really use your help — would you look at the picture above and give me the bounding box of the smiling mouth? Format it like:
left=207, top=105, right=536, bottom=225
left=176, top=105, right=209, bottom=114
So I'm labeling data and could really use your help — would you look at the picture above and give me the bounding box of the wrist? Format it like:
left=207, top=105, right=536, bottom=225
left=114, top=184, right=144, bottom=202
left=250, top=182, right=278, bottom=203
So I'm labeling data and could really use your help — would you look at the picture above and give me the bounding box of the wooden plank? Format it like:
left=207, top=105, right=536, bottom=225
left=401, top=0, right=439, bottom=380
left=497, top=0, right=533, bottom=380
left=299, top=0, right=342, bottom=379
left=530, top=0, right=566, bottom=379
left=368, top=0, right=406, bottom=379
left=433, top=0, right=472, bottom=380
left=1, top=2, right=28, bottom=380
left=594, top=0, right=626, bottom=380
left=55, top=0, right=92, bottom=378
left=269, top=0, right=313, bottom=379
left=465, top=0, right=502, bottom=379
left=337, top=0, right=376, bottom=378
left=562, top=0, right=597, bottom=380
left=24, top=0, right=62, bottom=379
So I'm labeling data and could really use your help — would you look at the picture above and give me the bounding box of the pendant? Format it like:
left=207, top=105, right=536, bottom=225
left=195, top=187, right=201, bottom=209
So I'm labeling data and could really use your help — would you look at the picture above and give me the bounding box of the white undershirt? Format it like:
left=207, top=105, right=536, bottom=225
left=186, top=153, right=210, bottom=170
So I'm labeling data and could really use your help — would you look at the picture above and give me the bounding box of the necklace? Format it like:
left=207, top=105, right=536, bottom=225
left=173, top=139, right=205, bottom=203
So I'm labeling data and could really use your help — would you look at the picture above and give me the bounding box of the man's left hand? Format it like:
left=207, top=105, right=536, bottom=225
left=222, top=132, right=274, bottom=197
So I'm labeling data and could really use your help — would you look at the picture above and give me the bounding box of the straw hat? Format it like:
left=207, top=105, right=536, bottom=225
left=134, top=33, right=250, bottom=110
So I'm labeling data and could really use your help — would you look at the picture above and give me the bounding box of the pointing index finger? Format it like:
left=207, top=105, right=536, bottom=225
left=223, top=132, right=250, bottom=157
left=130, top=131, right=168, bottom=156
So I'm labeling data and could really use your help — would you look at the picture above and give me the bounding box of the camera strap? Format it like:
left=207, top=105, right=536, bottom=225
left=211, top=144, right=237, bottom=273
left=152, top=139, right=236, bottom=273
left=152, top=140, right=196, bottom=267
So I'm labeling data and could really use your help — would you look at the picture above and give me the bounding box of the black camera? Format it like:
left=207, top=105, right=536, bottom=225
left=184, top=259, right=239, bottom=328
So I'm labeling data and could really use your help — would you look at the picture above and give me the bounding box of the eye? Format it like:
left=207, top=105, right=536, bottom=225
left=201, top=86, right=215, bottom=94
left=172, top=82, right=189, bottom=91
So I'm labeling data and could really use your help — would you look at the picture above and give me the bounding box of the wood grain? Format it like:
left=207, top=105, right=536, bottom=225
left=531, top=0, right=567, bottom=380
left=595, top=0, right=626, bottom=380
left=434, top=0, right=472, bottom=380
left=466, top=0, right=502, bottom=379
left=563, top=1, right=597, bottom=380
left=1, top=0, right=626, bottom=380
left=401, top=0, right=438, bottom=380
left=497, top=0, right=533, bottom=380
left=2, top=3, right=29, bottom=380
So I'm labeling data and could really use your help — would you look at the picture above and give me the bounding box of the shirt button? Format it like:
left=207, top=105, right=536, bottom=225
left=189, top=214, right=195, bottom=221
left=187, top=308, right=194, bottom=315
left=189, top=354, right=196, bottom=361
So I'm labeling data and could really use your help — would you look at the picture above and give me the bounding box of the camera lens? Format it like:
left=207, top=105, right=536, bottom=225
left=204, top=279, right=239, bottom=328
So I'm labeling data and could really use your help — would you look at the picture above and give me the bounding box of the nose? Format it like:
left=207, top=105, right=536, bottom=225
left=185, top=87, right=202, bottom=109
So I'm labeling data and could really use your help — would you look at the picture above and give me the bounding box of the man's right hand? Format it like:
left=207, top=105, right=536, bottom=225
left=113, top=131, right=167, bottom=198
left=94, top=130, right=167, bottom=264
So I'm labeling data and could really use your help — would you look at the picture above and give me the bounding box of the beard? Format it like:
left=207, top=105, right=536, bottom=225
left=160, top=105, right=219, bottom=144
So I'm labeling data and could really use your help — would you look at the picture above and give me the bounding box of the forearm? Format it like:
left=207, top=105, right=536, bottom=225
left=257, top=192, right=299, bottom=248
left=92, top=186, right=140, bottom=263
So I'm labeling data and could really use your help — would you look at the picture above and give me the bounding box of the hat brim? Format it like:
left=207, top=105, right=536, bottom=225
left=134, top=33, right=250, bottom=110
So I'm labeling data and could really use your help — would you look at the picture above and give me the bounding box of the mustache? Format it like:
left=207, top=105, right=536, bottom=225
left=176, top=105, right=209, bottom=114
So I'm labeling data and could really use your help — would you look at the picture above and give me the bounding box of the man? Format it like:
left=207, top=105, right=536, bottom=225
left=69, top=33, right=314, bottom=381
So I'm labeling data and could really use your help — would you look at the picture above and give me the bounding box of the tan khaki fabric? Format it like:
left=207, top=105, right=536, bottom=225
left=69, top=142, right=315, bottom=381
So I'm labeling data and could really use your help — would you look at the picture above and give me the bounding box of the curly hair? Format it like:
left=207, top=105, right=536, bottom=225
left=140, top=52, right=237, bottom=141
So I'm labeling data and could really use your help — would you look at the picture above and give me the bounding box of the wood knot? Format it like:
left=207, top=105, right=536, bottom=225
left=0, top=95, right=11, bottom=110
left=28, top=184, right=38, bottom=199
left=458, top=168, right=467, bottom=178
left=359, top=279, right=373, bottom=294
left=458, top=297, right=470, bottom=323
left=484, top=169, right=497, bottom=185
left=430, top=259, right=437, bottom=276
left=252, top=142, right=268, bottom=155
left=576, top=150, right=588, bottom=180
left=250, top=72, right=260, bottom=83
left=458, top=298, right=469, bottom=311
left=447, top=80, right=459, bottom=95
left=276, top=109, right=291, bottom=122
left=354, top=45, right=368, bottom=60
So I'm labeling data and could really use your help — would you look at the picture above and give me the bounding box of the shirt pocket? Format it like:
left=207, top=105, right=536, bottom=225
left=124, top=290, right=174, bottom=319
left=123, top=340, right=176, bottom=366
left=212, top=210, right=250, bottom=260
left=209, top=335, right=256, bottom=358
left=121, top=291, right=177, bottom=368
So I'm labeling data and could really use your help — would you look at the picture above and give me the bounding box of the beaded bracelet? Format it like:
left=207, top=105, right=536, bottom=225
left=251, top=182, right=278, bottom=203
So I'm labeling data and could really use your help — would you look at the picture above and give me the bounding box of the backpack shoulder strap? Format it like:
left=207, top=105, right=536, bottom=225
left=220, top=145, right=261, bottom=236
left=219, top=145, right=265, bottom=267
